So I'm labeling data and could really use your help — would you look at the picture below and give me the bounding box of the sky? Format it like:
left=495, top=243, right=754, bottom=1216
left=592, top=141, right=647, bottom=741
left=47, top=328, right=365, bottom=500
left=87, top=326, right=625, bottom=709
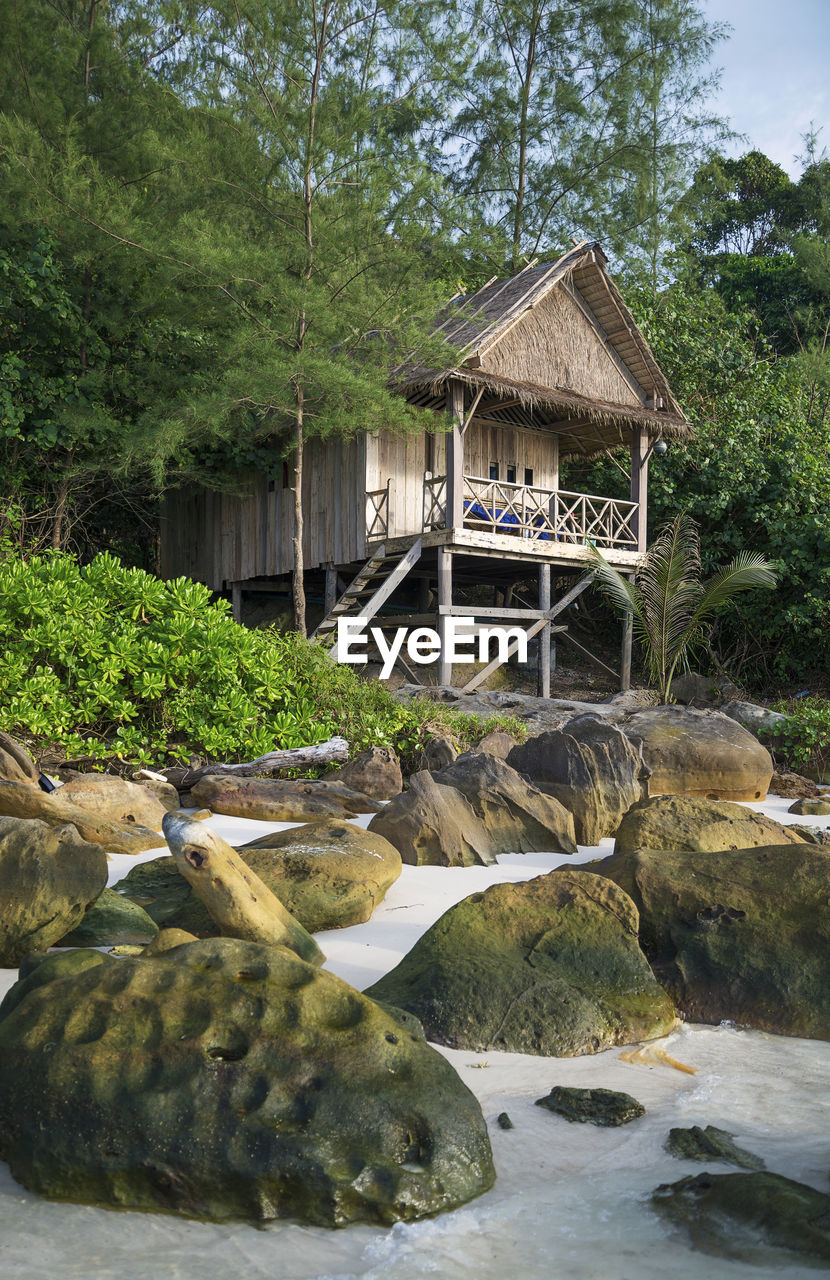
left=702, top=0, right=830, bottom=176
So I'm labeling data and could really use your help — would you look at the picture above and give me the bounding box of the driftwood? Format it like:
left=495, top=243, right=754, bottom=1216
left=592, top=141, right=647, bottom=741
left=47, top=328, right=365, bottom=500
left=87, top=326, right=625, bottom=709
left=161, top=812, right=325, bottom=966
left=161, top=736, right=350, bottom=791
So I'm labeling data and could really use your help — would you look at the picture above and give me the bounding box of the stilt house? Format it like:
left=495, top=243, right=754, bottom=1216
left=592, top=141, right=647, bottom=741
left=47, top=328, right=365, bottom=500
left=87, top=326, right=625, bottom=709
left=161, top=241, right=691, bottom=690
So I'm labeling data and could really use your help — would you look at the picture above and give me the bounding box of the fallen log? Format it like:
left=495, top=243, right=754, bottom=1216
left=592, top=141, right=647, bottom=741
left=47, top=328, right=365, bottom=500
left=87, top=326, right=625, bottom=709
left=161, top=812, right=325, bottom=966
left=161, top=736, right=350, bottom=791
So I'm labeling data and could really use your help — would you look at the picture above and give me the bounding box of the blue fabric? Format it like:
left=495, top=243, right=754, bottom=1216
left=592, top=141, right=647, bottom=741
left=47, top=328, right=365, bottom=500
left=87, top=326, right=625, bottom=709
left=463, top=499, right=553, bottom=540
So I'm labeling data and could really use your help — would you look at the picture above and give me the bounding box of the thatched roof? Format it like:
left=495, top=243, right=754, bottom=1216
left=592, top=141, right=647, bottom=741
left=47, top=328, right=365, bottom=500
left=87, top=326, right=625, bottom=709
left=399, top=241, right=691, bottom=457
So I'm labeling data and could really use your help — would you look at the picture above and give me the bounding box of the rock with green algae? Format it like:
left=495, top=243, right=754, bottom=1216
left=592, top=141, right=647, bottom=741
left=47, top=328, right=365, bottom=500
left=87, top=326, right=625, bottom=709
left=365, top=870, right=676, bottom=1056
left=535, top=1086, right=644, bottom=1127
left=58, top=887, right=160, bottom=947
left=614, top=795, right=805, bottom=853
left=119, top=818, right=402, bottom=936
left=665, top=1125, right=765, bottom=1170
left=0, top=938, right=495, bottom=1227
left=788, top=796, right=830, bottom=816
left=652, top=1171, right=830, bottom=1264
left=0, top=816, right=107, bottom=965
left=592, top=844, right=830, bottom=1038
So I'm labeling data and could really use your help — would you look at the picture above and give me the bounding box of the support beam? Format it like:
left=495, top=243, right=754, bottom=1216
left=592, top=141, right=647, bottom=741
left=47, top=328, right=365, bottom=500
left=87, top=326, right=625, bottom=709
left=324, top=563, right=337, bottom=617
left=231, top=582, right=242, bottom=623
left=538, top=563, right=551, bottom=699
left=446, top=379, right=465, bottom=529
left=630, top=426, right=649, bottom=553
left=437, top=546, right=453, bottom=686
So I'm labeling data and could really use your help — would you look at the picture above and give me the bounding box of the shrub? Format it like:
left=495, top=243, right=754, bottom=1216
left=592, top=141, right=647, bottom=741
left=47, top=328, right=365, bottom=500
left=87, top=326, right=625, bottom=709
left=761, top=697, right=830, bottom=781
left=0, top=552, right=524, bottom=767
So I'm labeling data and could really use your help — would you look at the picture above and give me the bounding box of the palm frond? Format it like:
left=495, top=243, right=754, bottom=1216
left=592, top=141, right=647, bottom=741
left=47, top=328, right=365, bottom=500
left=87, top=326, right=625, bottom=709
left=586, top=551, right=641, bottom=621
left=692, top=554, right=778, bottom=620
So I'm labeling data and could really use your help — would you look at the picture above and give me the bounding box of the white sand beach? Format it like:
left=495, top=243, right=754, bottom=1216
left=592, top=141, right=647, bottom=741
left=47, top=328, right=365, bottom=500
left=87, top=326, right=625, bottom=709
left=0, top=796, right=827, bottom=1280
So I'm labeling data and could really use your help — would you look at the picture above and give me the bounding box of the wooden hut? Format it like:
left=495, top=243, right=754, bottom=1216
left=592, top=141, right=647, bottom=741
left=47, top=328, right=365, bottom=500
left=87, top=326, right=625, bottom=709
left=161, top=241, right=691, bottom=690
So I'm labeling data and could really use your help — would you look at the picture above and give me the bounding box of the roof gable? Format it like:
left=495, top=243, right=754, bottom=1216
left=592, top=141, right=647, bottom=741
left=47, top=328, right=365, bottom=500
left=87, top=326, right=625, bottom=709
left=439, top=243, right=683, bottom=418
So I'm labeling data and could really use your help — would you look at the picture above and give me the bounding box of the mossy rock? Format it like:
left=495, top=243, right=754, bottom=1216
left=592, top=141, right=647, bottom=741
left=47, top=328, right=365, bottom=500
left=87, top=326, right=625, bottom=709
left=365, top=870, right=676, bottom=1056
left=788, top=797, right=830, bottom=816
left=593, top=845, right=830, bottom=1037
left=119, top=819, right=401, bottom=935
left=614, top=796, right=805, bottom=853
left=58, top=887, right=159, bottom=947
left=0, top=816, right=107, bottom=965
left=665, top=1125, right=764, bottom=1170
left=535, top=1085, right=644, bottom=1127
left=0, top=938, right=495, bottom=1226
left=653, top=1171, right=830, bottom=1263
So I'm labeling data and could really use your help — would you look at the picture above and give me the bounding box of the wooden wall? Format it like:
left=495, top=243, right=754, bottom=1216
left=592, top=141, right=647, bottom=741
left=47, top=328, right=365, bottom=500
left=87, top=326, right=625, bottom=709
left=366, top=430, right=430, bottom=538
left=160, top=434, right=368, bottom=588
left=462, top=423, right=559, bottom=489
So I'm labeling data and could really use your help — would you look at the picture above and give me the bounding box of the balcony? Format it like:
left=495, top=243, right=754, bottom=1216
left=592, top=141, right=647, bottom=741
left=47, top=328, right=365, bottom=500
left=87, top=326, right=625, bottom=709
left=422, top=473, right=639, bottom=549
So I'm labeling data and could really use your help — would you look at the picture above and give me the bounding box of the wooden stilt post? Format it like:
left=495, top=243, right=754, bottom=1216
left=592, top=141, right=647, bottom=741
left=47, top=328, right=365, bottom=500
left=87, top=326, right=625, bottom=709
left=538, top=563, right=551, bottom=699
left=630, top=427, right=649, bottom=553
left=419, top=577, right=431, bottom=614
left=231, top=582, right=242, bottom=623
left=437, top=546, right=453, bottom=687
left=446, top=380, right=465, bottom=530
left=324, top=563, right=337, bottom=616
left=620, top=579, right=633, bottom=691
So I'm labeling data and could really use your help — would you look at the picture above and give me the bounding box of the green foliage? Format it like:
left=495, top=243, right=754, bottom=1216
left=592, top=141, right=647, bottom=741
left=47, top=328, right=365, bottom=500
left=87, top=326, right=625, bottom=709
left=590, top=511, right=776, bottom=701
left=761, top=698, right=830, bottom=780
left=0, top=552, right=521, bottom=767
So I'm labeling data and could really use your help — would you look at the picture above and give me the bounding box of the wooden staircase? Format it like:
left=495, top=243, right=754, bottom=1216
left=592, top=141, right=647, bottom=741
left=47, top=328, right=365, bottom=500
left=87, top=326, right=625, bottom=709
left=312, top=538, right=423, bottom=643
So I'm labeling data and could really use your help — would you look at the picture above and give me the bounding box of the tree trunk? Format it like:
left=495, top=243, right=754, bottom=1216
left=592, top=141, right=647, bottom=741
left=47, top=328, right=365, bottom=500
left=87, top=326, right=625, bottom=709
left=292, top=392, right=306, bottom=635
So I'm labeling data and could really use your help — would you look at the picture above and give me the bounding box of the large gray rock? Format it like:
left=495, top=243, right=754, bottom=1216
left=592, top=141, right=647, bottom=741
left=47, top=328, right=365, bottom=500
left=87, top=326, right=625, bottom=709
left=720, top=700, right=790, bottom=738
left=0, top=817, right=108, bottom=964
left=190, top=775, right=381, bottom=821
left=614, top=796, right=806, bottom=853
left=366, top=870, right=676, bottom=1056
left=653, top=1172, right=830, bottom=1264
left=507, top=716, right=646, bottom=845
left=59, top=774, right=168, bottom=831
left=434, top=754, right=576, bottom=854
left=326, top=747, right=402, bottom=801
left=368, top=771, right=496, bottom=866
left=670, top=673, right=739, bottom=707
left=0, top=939, right=495, bottom=1226
left=593, top=844, right=830, bottom=1037
left=621, top=706, right=773, bottom=801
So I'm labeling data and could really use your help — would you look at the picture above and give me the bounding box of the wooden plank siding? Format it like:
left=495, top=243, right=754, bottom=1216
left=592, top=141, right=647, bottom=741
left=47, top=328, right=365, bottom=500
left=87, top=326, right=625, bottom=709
left=160, top=434, right=368, bottom=589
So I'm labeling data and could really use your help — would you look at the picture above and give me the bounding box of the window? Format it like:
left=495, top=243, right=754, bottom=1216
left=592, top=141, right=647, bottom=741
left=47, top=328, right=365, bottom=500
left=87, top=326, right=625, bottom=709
left=489, top=462, right=499, bottom=480
left=524, top=467, right=534, bottom=486
left=506, top=465, right=516, bottom=484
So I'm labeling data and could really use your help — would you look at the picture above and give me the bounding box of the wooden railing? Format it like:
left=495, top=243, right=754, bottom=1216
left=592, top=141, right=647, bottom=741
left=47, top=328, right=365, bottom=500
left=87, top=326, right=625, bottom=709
left=366, top=484, right=390, bottom=540
left=422, top=473, right=639, bottom=549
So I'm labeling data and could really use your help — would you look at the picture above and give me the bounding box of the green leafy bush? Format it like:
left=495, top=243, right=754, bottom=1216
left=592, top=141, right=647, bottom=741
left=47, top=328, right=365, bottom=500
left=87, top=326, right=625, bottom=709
left=761, top=697, right=830, bottom=780
left=0, top=552, right=524, bottom=767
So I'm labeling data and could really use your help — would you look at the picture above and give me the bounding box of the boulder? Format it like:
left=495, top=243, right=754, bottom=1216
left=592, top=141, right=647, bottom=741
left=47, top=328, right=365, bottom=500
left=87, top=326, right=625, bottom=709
left=652, top=1172, right=830, bottom=1264
left=433, top=754, right=576, bottom=854
left=0, top=779, right=164, bottom=854
left=368, top=771, right=496, bottom=867
left=720, top=700, right=790, bottom=739
left=326, top=746, right=402, bottom=801
left=665, top=1125, right=764, bottom=1171
left=507, top=716, right=646, bottom=845
left=614, top=796, right=805, bottom=853
left=0, top=939, right=495, bottom=1226
left=59, top=774, right=168, bottom=830
left=57, top=887, right=159, bottom=947
left=535, top=1086, right=644, bottom=1127
left=593, top=844, right=830, bottom=1037
left=770, top=769, right=820, bottom=799
left=421, top=734, right=457, bottom=771
left=788, top=796, right=830, bottom=816
left=671, top=672, right=739, bottom=707
left=237, top=820, right=402, bottom=932
left=189, top=775, right=380, bottom=821
left=621, top=705, right=773, bottom=801
left=0, top=732, right=39, bottom=786
left=0, top=817, right=108, bottom=964
left=134, top=777, right=182, bottom=812
left=120, top=820, right=402, bottom=936
left=470, top=730, right=519, bottom=759
left=365, top=870, right=676, bottom=1056
left=790, top=824, right=830, bottom=845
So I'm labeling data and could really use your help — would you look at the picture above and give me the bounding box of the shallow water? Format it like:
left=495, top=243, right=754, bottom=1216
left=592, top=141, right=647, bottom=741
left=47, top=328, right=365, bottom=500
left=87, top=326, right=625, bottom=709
left=0, top=799, right=827, bottom=1279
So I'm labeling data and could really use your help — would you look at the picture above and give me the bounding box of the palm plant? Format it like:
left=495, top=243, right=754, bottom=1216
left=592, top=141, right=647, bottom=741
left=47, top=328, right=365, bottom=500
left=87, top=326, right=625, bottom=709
left=589, top=511, right=778, bottom=702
